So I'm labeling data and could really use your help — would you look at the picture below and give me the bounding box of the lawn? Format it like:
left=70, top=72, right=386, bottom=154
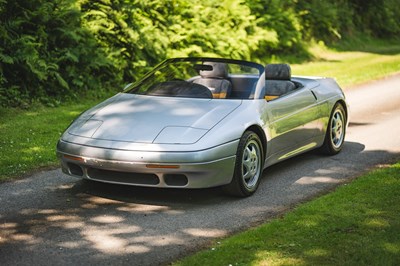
left=1, top=40, right=400, bottom=181
left=0, top=100, right=101, bottom=180
left=291, top=41, right=400, bottom=88
left=174, top=162, right=400, bottom=265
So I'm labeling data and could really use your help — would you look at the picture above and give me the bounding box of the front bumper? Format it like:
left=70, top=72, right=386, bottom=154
left=57, top=140, right=238, bottom=188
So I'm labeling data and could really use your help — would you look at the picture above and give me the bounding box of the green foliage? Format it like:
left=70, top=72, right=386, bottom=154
left=294, top=0, right=353, bottom=40
left=294, top=0, right=400, bottom=41
left=0, top=0, right=399, bottom=107
left=246, top=0, right=308, bottom=61
left=350, top=0, right=400, bottom=37
left=0, top=0, right=115, bottom=107
left=79, top=0, right=155, bottom=82
left=160, top=0, right=278, bottom=61
left=79, top=0, right=278, bottom=74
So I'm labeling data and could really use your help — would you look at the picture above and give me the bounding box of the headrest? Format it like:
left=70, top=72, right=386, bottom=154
left=265, top=64, right=291, bottom=80
left=200, top=62, right=228, bottom=79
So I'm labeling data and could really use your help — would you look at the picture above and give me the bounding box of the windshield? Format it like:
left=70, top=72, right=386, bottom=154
left=125, top=58, right=264, bottom=99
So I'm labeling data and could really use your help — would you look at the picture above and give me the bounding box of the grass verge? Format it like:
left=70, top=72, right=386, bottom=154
left=291, top=40, right=400, bottom=88
left=0, top=100, right=101, bottom=181
left=1, top=39, right=400, bottom=181
left=174, top=162, right=400, bottom=265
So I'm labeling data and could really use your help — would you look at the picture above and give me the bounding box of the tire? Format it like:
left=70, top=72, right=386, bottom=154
left=320, top=103, right=346, bottom=155
left=223, top=131, right=264, bottom=197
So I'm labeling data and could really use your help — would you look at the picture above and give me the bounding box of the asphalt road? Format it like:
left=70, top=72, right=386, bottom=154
left=1, top=75, right=400, bottom=265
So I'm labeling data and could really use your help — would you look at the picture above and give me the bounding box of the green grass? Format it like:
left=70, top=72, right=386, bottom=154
left=0, top=101, right=101, bottom=180
left=175, top=162, right=400, bottom=266
left=291, top=41, right=400, bottom=88
left=1, top=39, right=400, bottom=181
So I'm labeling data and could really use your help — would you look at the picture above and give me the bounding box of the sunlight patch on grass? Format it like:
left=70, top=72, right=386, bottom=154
left=68, top=111, right=82, bottom=116
left=303, top=248, right=330, bottom=257
left=292, top=43, right=400, bottom=88
left=254, top=251, right=305, bottom=266
left=25, top=146, right=44, bottom=152
left=295, top=218, right=320, bottom=228
left=383, top=242, right=400, bottom=254
left=364, top=218, right=390, bottom=228
left=24, top=112, right=39, bottom=117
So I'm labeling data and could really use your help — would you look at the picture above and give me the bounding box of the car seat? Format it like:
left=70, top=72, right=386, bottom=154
left=192, top=62, right=232, bottom=99
left=265, top=64, right=296, bottom=101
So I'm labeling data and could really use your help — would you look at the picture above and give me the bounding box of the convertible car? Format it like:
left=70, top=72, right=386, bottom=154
left=57, top=58, right=348, bottom=197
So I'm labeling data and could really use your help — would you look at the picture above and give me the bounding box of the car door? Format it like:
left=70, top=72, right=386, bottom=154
left=266, top=88, right=322, bottom=158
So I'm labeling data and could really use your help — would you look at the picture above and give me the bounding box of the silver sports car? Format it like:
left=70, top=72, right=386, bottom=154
left=57, top=58, right=348, bottom=197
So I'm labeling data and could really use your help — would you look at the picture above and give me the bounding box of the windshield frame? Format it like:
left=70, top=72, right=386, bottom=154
left=124, top=57, right=264, bottom=99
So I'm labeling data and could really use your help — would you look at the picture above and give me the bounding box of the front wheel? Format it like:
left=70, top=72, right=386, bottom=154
left=223, top=131, right=264, bottom=197
left=320, top=103, right=346, bottom=155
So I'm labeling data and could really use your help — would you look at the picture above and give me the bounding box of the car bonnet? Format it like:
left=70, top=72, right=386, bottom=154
left=67, top=93, right=241, bottom=144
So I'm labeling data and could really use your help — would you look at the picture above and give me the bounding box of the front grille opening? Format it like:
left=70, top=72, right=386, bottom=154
left=164, top=174, right=188, bottom=186
left=68, top=163, right=83, bottom=176
left=87, top=168, right=159, bottom=185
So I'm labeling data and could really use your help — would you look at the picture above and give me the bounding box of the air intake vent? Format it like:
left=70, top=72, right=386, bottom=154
left=87, top=168, right=159, bottom=185
left=164, top=174, right=188, bottom=186
left=68, top=163, right=83, bottom=176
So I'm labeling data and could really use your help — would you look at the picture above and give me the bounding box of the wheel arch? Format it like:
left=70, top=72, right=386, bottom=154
left=245, top=125, right=267, bottom=160
left=336, top=99, right=348, bottom=120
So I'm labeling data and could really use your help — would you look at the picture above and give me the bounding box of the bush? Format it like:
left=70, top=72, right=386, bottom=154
left=0, top=0, right=116, bottom=107
left=246, top=0, right=309, bottom=61
left=79, top=0, right=278, bottom=73
left=0, top=0, right=399, bottom=108
left=294, top=0, right=400, bottom=42
left=349, top=0, right=400, bottom=38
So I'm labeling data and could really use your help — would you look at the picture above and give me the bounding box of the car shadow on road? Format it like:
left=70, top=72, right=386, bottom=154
left=70, top=179, right=228, bottom=206
left=66, top=140, right=369, bottom=206
left=64, top=139, right=397, bottom=210
left=1, top=140, right=399, bottom=266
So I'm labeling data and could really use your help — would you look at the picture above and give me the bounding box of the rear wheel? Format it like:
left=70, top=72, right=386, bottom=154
left=223, top=131, right=264, bottom=197
left=320, top=103, right=346, bottom=155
